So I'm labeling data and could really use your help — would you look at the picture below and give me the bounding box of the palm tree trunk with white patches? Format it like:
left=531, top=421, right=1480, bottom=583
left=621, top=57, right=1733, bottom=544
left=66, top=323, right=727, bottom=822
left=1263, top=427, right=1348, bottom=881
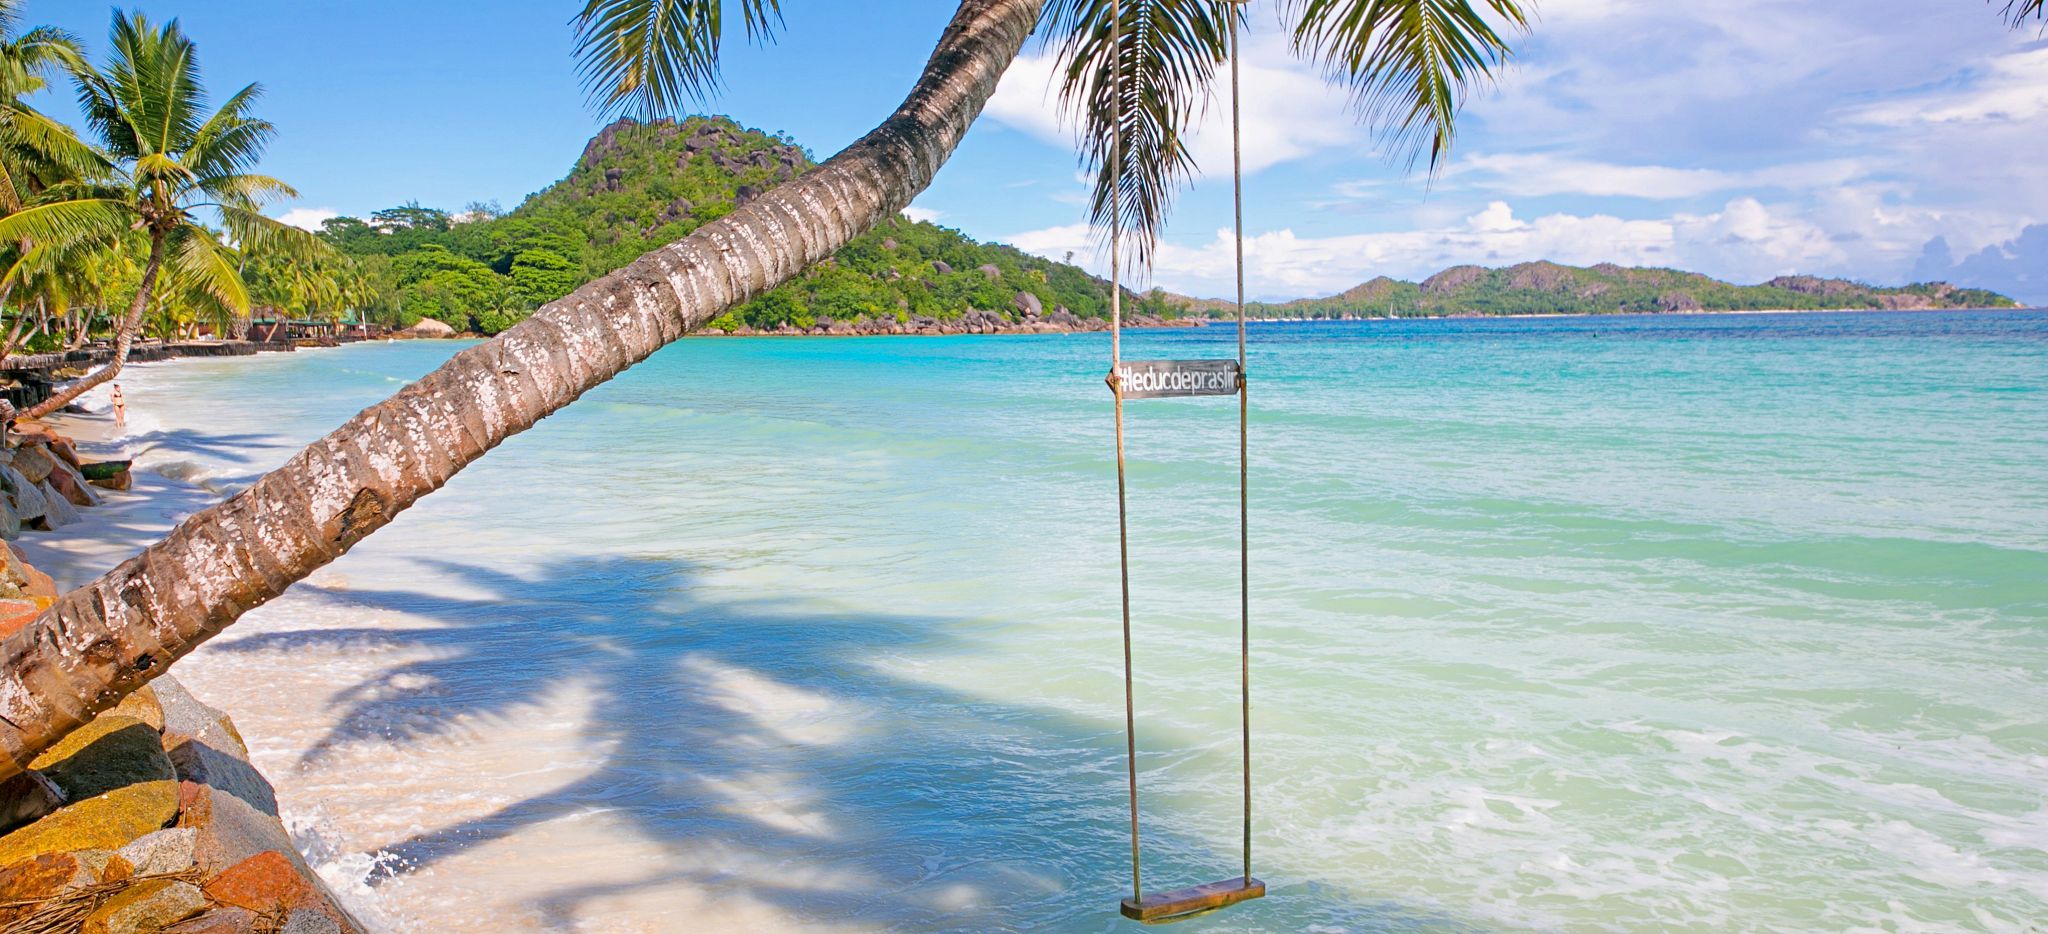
left=0, top=0, right=1043, bottom=780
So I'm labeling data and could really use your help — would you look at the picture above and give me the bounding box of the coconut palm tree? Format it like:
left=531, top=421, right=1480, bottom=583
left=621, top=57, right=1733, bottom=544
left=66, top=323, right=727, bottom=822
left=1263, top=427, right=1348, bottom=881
left=0, top=11, right=321, bottom=420
left=0, top=0, right=100, bottom=214
left=0, top=0, right=104, bottom=364
left=0, top=0, right=1529, bottom=779
left=55, top=236, right=137, bottom=349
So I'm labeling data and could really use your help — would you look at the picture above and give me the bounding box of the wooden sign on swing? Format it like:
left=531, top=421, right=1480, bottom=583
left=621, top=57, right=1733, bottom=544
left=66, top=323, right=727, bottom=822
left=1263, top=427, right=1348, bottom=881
left=1112, top=359, right=1242, bottom=399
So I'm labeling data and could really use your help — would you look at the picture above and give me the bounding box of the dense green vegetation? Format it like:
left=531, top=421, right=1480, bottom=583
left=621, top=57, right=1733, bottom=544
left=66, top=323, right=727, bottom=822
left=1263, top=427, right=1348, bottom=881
left=1182, top=262, right=2017, bottom=319
left=0, top=4, right=341, bottom=383
left=323, top=117, right=1172, bottom=334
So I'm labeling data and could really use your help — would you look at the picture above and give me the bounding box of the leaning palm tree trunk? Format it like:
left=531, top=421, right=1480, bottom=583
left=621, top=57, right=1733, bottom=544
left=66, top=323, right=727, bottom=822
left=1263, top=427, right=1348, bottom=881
left=21, top=234, right=164, bottom=420
left=0, top=0, right=1042, bottom=779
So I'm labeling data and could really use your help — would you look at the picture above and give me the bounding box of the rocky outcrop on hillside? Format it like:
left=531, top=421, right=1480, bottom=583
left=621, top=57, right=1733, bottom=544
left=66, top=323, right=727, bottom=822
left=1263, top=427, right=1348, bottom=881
left=1421, top=265, right=1487, bottom=295
left=1767, top=276, right=1971, bottom=310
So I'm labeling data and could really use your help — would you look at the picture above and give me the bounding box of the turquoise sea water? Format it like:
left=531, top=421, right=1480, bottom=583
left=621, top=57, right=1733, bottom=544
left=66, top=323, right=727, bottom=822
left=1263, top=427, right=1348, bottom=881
left=117, top=311, right=2046, bottom=930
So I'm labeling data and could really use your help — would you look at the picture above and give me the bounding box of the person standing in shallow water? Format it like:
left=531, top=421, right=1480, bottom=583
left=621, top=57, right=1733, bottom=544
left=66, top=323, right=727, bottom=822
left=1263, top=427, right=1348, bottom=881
left=110, top=384, right=125, bottom=428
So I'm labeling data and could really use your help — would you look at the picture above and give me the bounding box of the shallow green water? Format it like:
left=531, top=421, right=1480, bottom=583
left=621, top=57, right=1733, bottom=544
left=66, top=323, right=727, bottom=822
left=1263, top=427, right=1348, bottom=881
left=120, top=311, right=2047, bottom=930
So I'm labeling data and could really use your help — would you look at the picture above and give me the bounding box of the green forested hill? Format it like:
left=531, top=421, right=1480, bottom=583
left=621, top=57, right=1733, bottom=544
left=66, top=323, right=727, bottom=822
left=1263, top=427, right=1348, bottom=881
left=322, top=117, right=1175, bottom=334
left=1177, top=261, right=2017, bottom=319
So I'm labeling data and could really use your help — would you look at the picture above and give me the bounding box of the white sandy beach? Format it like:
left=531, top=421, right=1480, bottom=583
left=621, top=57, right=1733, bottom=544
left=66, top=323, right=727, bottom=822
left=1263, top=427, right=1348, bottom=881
left=17, top=372, right=849, bottom=933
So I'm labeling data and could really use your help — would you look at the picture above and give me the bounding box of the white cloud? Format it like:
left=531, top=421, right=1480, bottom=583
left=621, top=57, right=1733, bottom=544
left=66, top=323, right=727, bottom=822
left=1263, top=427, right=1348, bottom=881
left=985, top=28, right=1363, bottom=181
left=901, top=206, right=944, bottom=225
left=275, top=207, right=339, bottom=231
left=1011, top=199, right=1867, bottom=301
left=978, top=0, right=2048, bottom=298
left=1451, top=153, right=1869, bottom=200
left=1850, top=45, right=2048, bottom=127
left=1007, top=222, right=1097, bottom=266
left=1533, top=0, right=1633, bottom=22
left=1471, top=1, right=2012, bottom=156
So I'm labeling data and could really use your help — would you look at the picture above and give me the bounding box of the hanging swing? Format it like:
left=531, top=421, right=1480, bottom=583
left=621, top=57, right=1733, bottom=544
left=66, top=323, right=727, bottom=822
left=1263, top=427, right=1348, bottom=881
left=1103, top=1, right=1262, bottom=924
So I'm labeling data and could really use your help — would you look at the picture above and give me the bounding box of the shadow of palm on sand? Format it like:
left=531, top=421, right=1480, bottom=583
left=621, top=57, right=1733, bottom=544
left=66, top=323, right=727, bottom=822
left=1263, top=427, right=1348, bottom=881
left=209, top=555, right=1468, bottom=931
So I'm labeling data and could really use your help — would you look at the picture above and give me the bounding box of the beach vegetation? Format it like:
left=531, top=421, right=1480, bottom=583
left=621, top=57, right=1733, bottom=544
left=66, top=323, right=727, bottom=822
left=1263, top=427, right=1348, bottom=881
left=0, top=6, right=389, bottom=362
left=0, top=10, right=340, bottom=416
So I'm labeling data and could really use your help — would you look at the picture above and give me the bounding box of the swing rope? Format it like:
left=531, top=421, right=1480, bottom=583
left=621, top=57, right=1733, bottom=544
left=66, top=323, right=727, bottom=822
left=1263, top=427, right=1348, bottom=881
left=1109, top=0, right=1141, bottom=902
left=1108, top=0, right=1254, bottom=917
left=1229, top=8, right=1252, bottom=890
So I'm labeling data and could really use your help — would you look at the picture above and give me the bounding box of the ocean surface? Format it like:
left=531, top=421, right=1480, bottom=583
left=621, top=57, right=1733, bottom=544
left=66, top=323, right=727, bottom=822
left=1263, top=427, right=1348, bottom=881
left=85, top=311, right=2048, bottom=930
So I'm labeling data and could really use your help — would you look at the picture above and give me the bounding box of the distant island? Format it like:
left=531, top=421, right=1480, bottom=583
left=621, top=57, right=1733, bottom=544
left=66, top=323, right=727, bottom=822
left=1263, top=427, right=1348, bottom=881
left=1166, top=262, right=2019, bottom=320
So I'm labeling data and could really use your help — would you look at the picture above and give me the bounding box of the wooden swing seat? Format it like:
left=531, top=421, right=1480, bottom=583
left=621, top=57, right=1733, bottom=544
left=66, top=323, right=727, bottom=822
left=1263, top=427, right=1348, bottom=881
left=1119, top=877, right=1266, bottom=923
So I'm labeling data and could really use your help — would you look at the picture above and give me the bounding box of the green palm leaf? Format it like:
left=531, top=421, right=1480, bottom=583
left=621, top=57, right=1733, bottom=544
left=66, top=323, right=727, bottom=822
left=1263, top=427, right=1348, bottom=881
left=0, top=238, right=61, bottom=291
left=1287, top=0, right=1526, bottom=172
left=184, top=84, right=274, bottom=178
left=572, top=0, right=783, bottom=119
left=0, top=197, right=129, bottom=248
left=1042, top=0, right=1234, bottom=271
left=187, top=171, right=297, bottom=210
left=80, top=12, right=206, bottom=161
left=166, top=224, right=249, bottom=315
left=0, top=104, right=113, bottom=183
left=0, top=22, right=83, bottom=105
left=1041, top=0, right=1525, bottom=272
left=217, top=203, right=326, bottom=261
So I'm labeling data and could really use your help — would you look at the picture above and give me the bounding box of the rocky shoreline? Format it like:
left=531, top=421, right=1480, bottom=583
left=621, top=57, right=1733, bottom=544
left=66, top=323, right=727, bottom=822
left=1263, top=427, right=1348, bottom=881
left=700, top=310, right=1204, bottom=337
left=0, top=416, right=363, bottom=933
left=0, top=338, right=364, bottom=413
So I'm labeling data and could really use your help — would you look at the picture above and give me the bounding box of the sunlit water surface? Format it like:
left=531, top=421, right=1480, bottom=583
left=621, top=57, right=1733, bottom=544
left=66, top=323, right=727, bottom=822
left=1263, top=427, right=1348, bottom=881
left=102, top=312, right=2048, bottom=931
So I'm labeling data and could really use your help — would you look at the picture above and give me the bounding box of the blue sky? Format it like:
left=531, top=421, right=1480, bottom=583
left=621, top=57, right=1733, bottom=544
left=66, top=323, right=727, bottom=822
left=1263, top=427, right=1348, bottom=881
left=22, top=1, right=2048, bottom=302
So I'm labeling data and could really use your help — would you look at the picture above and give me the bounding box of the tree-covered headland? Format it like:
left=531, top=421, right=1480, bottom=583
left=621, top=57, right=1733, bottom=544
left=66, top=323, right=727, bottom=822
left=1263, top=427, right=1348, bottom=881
left=1173, top=262, right=2018, bottom=319
left=322, top=117, right=1182, bottom=336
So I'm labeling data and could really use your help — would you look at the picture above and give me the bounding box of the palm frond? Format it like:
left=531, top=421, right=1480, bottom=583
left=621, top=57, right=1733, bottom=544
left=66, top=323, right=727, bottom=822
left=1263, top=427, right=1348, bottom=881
left=2004, top=0, right=2046, bottom=28
left=91, top=12, right=206, bottom=160
left=3, top=24, right=84, bottom=101
left=133, top=151, right=197, bottom=191
left=216, top=203, right=329, bottom=261
left=0, top=103, right=115, bottom=183
left=0, top=198, right=130, bottom=249
left=166, top=225, right=248, bottom=314
left=1042, top=0, right=1234, bottom=271
left=70, top=56, right=125, bottom=156
left=572, top=0, right=783, bottom=119
left=184, top=83, right=272, bottom=178
left=1286, top=0, right=1527, bottom=173
left=187, top=171, right=297, bottom=211
left=0, top=239, right=58, bottom=291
